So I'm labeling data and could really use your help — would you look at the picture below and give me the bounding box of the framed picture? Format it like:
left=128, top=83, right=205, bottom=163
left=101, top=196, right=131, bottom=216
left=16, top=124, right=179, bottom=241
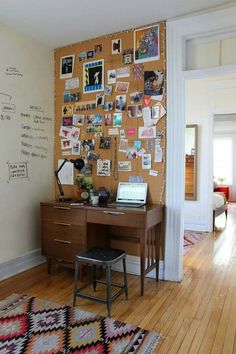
left=134, top=25, right=160, bottom=63
left=60, top=55, right=74, bottom=79
left=83, top=59, right=104, bottom=93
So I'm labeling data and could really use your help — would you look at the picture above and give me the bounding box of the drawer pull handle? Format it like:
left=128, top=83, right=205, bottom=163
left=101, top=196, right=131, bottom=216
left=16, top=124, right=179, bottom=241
left=54, top=222, right=71, bottom=226
left=54, top=238, right=72, bottom=244
left=53, top=206, right=71, bottom=210
left=102, top=211, right=125, bottom=215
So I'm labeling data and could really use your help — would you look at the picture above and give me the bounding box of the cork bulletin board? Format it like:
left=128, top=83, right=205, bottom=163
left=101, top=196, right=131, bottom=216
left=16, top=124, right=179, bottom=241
left=54, top=22, right=166, bottom=204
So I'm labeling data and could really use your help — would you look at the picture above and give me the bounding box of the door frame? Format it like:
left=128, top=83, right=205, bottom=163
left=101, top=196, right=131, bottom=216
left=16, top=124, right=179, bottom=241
left=165, top=5, right=236, bottom=281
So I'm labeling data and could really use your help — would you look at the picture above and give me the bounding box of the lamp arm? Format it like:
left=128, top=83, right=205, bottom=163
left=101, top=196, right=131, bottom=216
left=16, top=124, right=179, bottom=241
left=54, top=170, right=64, bottom=199
left=54, top=159, right=69, bottom=200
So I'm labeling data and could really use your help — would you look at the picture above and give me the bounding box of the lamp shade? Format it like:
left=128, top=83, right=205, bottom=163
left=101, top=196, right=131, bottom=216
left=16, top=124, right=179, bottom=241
left=73, top=158, right=85, bottom=170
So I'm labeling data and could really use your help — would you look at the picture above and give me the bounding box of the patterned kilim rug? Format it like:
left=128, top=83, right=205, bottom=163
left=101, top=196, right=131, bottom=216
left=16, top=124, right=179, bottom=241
left=184, top=230, right=208, bottom=255
left=0, top=294, right=161, bottom=353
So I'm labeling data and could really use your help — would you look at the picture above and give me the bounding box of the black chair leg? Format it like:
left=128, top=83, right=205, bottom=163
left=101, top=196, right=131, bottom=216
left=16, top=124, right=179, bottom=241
left=106, top=265, right=112, bottom=317
left=73, top=260, right=79, bottom=307
left=123, top=257, right=128, bottom=300
left=92, top=264, right=97, bottom=291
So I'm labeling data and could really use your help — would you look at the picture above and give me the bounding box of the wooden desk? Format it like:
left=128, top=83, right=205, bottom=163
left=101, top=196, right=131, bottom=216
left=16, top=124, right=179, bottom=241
left=40, top=202, right=164, bottom=295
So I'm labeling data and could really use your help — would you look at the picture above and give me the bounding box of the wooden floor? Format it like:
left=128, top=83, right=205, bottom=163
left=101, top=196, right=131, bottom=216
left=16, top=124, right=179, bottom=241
left=0, top=206, right=236, bottom=353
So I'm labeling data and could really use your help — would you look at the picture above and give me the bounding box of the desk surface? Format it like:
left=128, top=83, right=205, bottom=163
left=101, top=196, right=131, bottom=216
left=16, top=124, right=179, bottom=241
left=42, top=201, right=163, bottom=212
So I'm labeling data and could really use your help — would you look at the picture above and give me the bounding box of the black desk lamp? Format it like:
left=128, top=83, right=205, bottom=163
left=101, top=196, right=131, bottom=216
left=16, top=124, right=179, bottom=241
left=55, top=158, right=85, bottom=202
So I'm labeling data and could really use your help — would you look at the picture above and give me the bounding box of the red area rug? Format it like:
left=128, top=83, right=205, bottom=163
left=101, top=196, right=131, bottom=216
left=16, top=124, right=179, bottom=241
left=184, top=230, right=208, bottom=255
left=0, top=294, right=161, bottom=353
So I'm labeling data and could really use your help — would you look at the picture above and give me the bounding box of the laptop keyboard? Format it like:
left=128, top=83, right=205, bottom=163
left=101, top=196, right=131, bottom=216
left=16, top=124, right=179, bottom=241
left=109, top=202, right=144, bottom=208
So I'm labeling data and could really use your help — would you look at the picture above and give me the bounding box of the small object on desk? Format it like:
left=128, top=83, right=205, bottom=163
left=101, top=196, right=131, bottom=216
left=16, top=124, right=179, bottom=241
left=70, top=202, right=84, bottom=206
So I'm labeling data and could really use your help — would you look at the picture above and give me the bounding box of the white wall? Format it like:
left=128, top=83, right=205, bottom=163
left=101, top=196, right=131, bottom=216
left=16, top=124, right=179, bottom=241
left=185, top=76, right=236, bottom=231
left=0, top=23, right=54, bottom=265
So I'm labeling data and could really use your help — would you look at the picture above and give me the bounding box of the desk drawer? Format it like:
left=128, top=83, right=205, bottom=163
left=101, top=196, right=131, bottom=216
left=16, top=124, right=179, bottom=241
left=42, top=220, right=86, bottom=244
left=42, top=239, right=84, bottom=261
left=41, top=205, right=86, bottom=225
left=87, top=209, right=145, bottom=227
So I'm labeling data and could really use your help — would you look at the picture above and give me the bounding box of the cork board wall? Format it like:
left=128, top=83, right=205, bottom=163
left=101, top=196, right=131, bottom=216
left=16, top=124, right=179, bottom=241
left=54, top=22, right=166, bottom=204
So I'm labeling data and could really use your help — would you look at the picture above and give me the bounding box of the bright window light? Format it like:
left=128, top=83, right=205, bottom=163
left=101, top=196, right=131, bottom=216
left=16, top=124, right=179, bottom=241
left=214, top=138, right=233, bottom=185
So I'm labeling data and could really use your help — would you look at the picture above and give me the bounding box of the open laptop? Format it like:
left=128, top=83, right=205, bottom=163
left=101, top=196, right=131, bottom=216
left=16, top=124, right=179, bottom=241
left=109, top=182, right=148, bottom=208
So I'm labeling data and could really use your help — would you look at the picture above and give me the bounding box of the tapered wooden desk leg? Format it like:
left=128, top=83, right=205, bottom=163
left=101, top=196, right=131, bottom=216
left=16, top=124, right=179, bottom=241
left=156, top=224, right=161, bottom=281
left=47, top=258, right=51, bottom=274
left=140, top=229, right=146, bottom=296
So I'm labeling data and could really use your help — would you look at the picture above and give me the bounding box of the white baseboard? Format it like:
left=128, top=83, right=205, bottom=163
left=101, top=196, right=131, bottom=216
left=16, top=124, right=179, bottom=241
left=112, top=255, right=164, bottom=280
left=0, top=249, right=46, bottom=281
left=184, top=223, right=209, bottom=232
left=0, top=251, right=164, bottom=281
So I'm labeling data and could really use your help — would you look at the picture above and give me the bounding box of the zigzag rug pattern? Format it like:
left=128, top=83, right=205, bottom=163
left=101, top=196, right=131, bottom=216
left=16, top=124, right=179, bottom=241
left=0, top=294, right=161, bottom=353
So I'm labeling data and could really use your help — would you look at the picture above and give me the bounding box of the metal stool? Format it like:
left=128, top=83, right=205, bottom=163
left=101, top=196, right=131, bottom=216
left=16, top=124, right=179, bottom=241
left=73, top=247, right=128, bottom=317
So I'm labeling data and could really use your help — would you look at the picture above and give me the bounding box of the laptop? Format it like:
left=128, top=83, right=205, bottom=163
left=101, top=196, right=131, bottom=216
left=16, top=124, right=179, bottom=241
left=109, top=182, right=148, bottom=208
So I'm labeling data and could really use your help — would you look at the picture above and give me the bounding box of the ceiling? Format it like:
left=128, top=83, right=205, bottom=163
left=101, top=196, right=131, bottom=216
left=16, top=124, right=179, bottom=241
left=0, top=0, right=234, bottom=48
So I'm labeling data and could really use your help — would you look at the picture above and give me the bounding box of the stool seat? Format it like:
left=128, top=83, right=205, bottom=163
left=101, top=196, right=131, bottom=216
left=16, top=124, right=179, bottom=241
left=76, top=247, right=126, bottom=265
left=73, top=247, right=128, bottom=317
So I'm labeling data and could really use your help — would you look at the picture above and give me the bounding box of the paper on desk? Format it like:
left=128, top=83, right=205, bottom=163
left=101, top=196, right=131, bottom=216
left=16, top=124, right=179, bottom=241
left=58, top=159, right=74, bottom=185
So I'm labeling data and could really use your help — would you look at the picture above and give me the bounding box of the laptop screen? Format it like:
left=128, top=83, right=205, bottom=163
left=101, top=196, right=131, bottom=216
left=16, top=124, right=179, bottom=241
left=116, top=182, right=148, bottom=204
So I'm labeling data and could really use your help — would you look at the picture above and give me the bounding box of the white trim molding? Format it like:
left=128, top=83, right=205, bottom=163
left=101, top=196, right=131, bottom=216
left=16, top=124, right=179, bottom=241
left=0, top=249, right=45, bottom=281
left=112, top=255, right=164, bottom=280
left=166, top=4, right=236, bottom=282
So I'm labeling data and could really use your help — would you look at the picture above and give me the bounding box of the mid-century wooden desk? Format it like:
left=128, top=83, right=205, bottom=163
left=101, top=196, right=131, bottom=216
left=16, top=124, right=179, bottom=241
left=40, top=201, right=164, bottom=295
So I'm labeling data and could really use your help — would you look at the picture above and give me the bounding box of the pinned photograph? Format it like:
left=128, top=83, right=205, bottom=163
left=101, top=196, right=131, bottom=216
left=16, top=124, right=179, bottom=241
left=107, top=69, right=116, bottom=84
left=118, top=161, right=132, bottom=172
left=70, top=127, right=80, bottom=142
left=65, top=77, right=79, bottom=90
left=73, top=114, right=85, bottom=126
left=134, top=140, right=142, bottom=149
left=86, top=114, right=102, bottom=133
left=62, top=116, right=73, bottom=126
left=87, top=50, right=94, bottom=59
left=81, top=139, right=95, bottom=151
left=95, top=44, right=102, bottom=53
left=123, top=49, right=133, bottom=65
left=104, top=85, right=112, bottom=96
left=115, top=95, right=126, bottom=112
left=133, top=63, right=144, bottom=80
left=119, top=139, right=128, bottom=152
left=75, top=101, right=96, bottom=112
left=127, top=128, right=136, bottom=136
left=116, top=67, right=130, bottom=78
left=97, top=159, right=111, bottom=176
left=104, top=114, right=112, bottom=126
left=99, top=137, right=111, bottom=149
left=96, top=93, right=104, bottom=106
left=64, top=92, right=80, bottom=103
left=134, top=25, right=159, bottom=63
left=115, top=81, right=130, bottom=93
left=142, top=153, right=152, bottom=169
left=113, top=112, right=122, bottom=127
left=144, top=70, right=164, bottom=97
left=59, top=126, right=72, bottom=139
left=120, top=129, right=125, bottom=138
left=127, top=105, right=142, bottom=118
left=130, top=92, right=143, bottom=104
left=72, top=142, right=81, bottom=155
left=62, top=104, right=73, bottom=116
left=126, top=147, right=137, bottom=160
left=79, top=52, right=86, bottom=61
left=83, top=59, right=104, bottom=93
left=138, top=126, right=156, bottom=139
left=61, top=139, right=72, bottom=149
left=60, top=55, right=74, bottom=79
left=103, top=102, right=113, bottom=111
left=112, top=39, right=122, bottom=54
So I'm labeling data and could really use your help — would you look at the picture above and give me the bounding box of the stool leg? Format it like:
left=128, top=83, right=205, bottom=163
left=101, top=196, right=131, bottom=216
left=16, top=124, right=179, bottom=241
left=73, top=260, right=79, bottom=307
left=92, top=265, right=97, bottom=291
left=123, top=257, right=128, bottom=300
left=106, top=265, right=112, bottom=317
